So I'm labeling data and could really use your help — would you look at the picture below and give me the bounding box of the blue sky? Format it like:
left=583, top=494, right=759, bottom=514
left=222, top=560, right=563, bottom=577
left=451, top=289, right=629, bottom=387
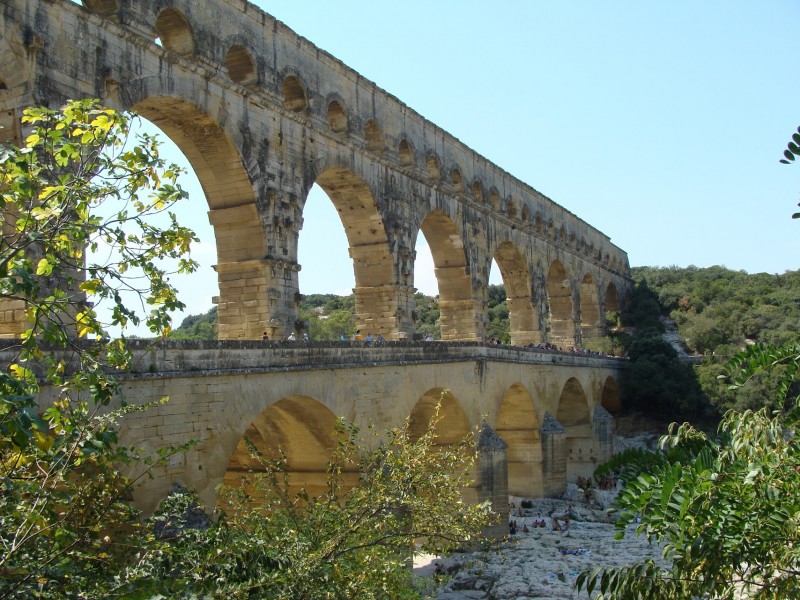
left=136, top=1, right=800, bottom=328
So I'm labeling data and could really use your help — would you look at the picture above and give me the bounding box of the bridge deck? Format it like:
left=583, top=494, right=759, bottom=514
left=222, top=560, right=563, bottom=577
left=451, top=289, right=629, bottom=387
left=0, top=339, right=625, bottom=379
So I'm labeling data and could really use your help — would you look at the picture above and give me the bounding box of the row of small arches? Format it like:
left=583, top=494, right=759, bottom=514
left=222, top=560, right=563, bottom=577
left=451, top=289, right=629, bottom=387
left=80, top=2, right=625, bottom=272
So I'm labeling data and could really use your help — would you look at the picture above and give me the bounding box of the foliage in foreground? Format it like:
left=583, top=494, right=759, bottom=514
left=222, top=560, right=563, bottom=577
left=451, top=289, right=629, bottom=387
left=579, top=342, right=800, bottom=598
left=0, top=100, right=198, bottom=597
left=122, top=407, right=494, bottom=599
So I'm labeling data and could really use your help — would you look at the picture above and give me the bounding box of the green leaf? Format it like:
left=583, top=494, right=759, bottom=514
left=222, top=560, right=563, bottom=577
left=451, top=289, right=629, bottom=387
left=35, top=257, right=53, bottom=276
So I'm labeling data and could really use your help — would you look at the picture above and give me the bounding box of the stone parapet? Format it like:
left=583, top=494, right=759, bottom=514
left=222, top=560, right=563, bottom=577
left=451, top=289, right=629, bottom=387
left=0, top=339, right=625, bottom=379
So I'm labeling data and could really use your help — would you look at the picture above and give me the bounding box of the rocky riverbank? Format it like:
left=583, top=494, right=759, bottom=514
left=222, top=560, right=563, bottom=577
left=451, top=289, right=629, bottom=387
left=416, top=432, right=668, bottom=599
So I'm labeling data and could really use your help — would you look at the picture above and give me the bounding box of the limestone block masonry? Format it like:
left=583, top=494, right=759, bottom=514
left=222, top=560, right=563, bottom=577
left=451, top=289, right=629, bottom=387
left=1, top=339, right=626, bottom=513
left=0, top=0, right=631, bottom=346
left=0, top=1, right=634, bottom=518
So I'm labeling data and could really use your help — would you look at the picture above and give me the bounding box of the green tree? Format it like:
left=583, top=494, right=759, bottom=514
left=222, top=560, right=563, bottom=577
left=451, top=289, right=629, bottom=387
left=301, top=305, right=355, bottom=340
left=414, top=292, right=441, bottom=340
left=630, top=266, right=800, bottom=414
left=487, top=284, right=510, bottom=343
left=170, top=306, right=217, bottom=339
left=579, top=343, right=800, bottom=599
left=0, top=100, right=197, bottom=597
left=620, top=330, right=706, bottom=419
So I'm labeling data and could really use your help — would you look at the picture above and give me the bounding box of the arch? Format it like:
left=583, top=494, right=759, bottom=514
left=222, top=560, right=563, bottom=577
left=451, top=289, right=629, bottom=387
left=605, top=282, right=621, bottom=312
left=364, top=119, right=383, bottom=154
left=155, top=8, right=195, bottom=55
left=534, top=215, right=543, bottom=234
left=450, top=168, right=463, bottom=191
left=601, top=376, right=621, bottom=415
left=409, top=388, right=475, bottom=503
left=222, top=395, right=358, bottom=502
left=426, top=153, right=441, bottom=181
left=489, top=189, right=500, bottom=211
left=506, top=196, right=516, bottom=219
left=282, top=75, right=308, bottom=112
left=130, top=96, right=263, bottom=340
left=409, top=388, right=470, bottom=445
left=398, top=138, right=414, bottom=166
left=327, top=100, right=347, bottom=133
left=556, top=378, right=593, bottom=482
left=471, top=180, right=483, bottom=203
left=546, top=260, right=574, bottom=348
left=418, top=210, right=476, bottom=340
left=520, top=204, right=529, bottom=223
left=579, top=272, right=601, bottom=344
left=496, top=383, right=542, bottom=496
left=493, top=241, right=538, bottom=345
left=313, top=166, right=395, bottom=336
left=129, top=97, right=255, bottom=212
left=225, top=44, right=257, bottom=86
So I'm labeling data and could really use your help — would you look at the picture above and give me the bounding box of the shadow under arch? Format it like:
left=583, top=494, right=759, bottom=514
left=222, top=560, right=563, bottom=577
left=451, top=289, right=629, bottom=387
left=312, top=166, right=396, bottom=337
left=409, top=388, right=476, bottom=502
left=600, top=376, right=621, bottom=415
left=494, top=241, right=539, bottom=346
left=605, top=281, right=621, bottom=312
left=129, top=95, right=265, bottom=340
left=579, top=272, right=601, bottom=345
left=418, top=210, right=477, bottom=340
left=495, top=383, right=543, bottom=496
left=222, top=395, right=358, bottom=503
left=547, top=259, right=574, bottom=348
left=556, top=377, right=594, bottom=482
left=408, top=388, right=471, bottom=445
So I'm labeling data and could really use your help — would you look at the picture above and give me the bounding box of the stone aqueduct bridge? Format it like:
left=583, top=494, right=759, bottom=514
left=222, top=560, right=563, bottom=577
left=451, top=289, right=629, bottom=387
left=1, top=1, right=634, bottom=514
left=1, top=0, right=631, bottom=347
left=22, top=340, right=624, bottom=515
